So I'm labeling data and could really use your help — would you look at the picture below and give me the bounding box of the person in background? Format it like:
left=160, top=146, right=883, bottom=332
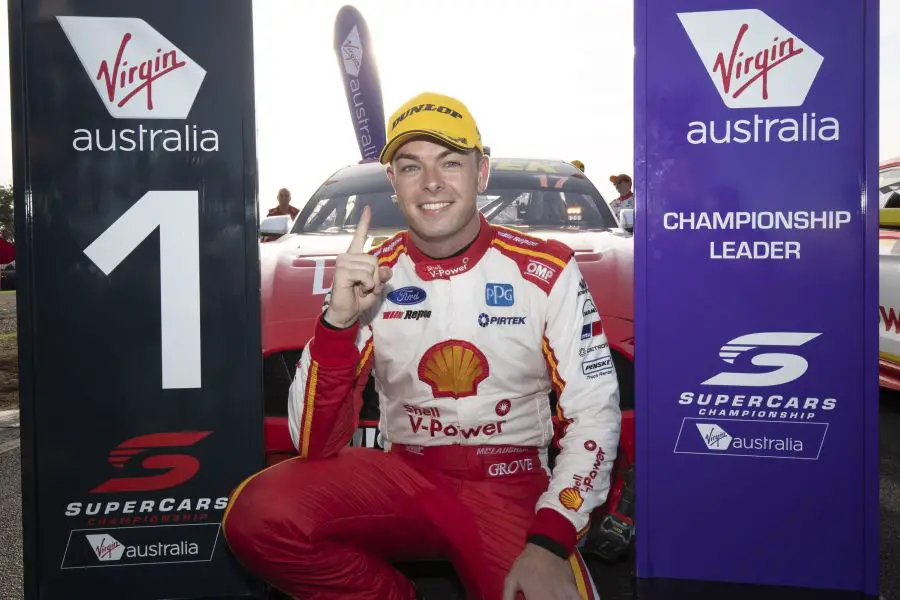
left=267, top=188, right=300, bottom=219
left=571, top=160, right=585, bottom=172
left=608, top=174, right=634, bottom=219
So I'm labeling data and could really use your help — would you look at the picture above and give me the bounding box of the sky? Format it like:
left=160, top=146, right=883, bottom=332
left=0, top=0, right=898, bottom=218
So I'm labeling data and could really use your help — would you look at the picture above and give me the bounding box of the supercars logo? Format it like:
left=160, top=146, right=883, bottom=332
left=418, top=340, right=488, bottom=399
left=702, top=332, right=821, bottom=387
left=91, top=432, right=211, bottom=493
left=57, top=16, right=207, bottom=119
left=677, top=9, right=823, bottom=109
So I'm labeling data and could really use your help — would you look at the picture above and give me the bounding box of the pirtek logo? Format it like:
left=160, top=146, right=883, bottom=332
left=57, top=16, right=206, bottom=119
left=391, top=104, right=464, bottom=131
left=91, top=432, right=211, bottom=494
left=677, top=9, right=824, bottom=109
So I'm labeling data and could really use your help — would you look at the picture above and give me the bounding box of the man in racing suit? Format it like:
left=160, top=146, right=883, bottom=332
left=223, top=91, right=622, bottom=600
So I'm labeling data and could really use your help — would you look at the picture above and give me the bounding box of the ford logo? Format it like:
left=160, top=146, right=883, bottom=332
left=387, top=286, right=427, bottom=305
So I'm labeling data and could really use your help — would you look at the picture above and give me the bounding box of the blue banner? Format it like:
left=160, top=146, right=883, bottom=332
left=333, top=4, right=386, bottom=161
left=634, top=1, right=880, bottom=597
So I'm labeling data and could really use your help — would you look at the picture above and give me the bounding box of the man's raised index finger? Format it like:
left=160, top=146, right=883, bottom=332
left=348, top=205, right=371, bottom=253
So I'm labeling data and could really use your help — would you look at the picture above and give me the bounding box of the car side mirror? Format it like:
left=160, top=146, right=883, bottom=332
left=259, top=214, right=291, bottom=238
left=619, top=208, right=634, bottom=232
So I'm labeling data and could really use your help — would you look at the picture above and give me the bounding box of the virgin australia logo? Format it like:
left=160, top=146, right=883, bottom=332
left=677, top=10, right=838, bottom=145
left=341, top=25, right=363, bottom=77
left=677, top=9, right=823, bottom=109
left=696, top=423, right=732, bottom=450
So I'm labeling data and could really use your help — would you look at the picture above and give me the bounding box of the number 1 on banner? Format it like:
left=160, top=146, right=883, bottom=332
left=84, top=191, right=201, bottom=390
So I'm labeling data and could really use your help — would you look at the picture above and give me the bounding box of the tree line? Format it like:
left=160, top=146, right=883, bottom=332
left=0, top=185, right=13, bottom=243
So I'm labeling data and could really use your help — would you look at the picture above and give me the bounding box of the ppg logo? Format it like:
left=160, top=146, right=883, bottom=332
left=486, top=283, right=514, bottom=307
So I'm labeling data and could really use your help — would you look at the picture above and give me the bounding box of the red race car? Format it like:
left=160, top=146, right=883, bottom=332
left=257, top=157, right=636, bottom=562
left=879, top=157, right=900, bottom=390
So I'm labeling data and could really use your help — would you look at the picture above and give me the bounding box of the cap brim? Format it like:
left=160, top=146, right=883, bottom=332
left=379, top=129, right=478, bottom=164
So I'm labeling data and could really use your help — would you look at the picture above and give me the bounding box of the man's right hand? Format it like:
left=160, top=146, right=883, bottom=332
left=323, top=205, right=393, bottom=329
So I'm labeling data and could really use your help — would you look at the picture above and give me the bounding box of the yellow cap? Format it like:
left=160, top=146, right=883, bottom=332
left=379, top=91, right=483, bottom=164
left=571, top=160, right=585, bottom=172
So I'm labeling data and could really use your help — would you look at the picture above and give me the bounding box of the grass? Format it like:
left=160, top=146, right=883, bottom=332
left=0, top=333, right=17, bottom=412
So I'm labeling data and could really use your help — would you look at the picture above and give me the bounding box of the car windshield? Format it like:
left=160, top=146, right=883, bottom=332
left=290, top=160, right=619, bottom=235
left=881, top=166, right=900, bottom=208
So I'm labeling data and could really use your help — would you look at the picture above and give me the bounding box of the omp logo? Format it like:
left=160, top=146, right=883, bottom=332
left=696, top=423, right=733, bottom=450
left=677, top=9, right=823, bottom=109
left=56, top=16, right=206, bottom=119
left=340, top=25, right=363, bottom=77
left=702, top=332, right=821, bottom=387
left=86, top=534, right=125, bottom=561
left=525, top=261, right=554, bottom=283
left=91, top=432, right=212, bottom=493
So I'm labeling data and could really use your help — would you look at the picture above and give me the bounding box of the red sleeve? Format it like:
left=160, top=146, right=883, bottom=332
left=287, top=316, right=375, bottom=459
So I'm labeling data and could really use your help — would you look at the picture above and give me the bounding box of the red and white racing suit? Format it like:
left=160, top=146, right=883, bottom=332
left=223, top=215, right=621, bottom=600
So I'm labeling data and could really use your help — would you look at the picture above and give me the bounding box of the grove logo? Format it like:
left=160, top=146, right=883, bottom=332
left=56, top=16, right=206, bottom=120
left=677, top=9, right=823, bottom=109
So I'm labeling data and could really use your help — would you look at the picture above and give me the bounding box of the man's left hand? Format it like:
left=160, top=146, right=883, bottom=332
left=502, top=543, right=582, bottom=600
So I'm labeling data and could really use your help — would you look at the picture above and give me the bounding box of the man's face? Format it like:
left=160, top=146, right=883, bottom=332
left=387, top=139, right=489, bottom=243
left=278, top=190, right=291, bottom=205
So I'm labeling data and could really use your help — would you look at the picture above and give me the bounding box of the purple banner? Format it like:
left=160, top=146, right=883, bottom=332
left=634, top=1, right=880, bottom=598
left=333, top=4, right=386, bottom=162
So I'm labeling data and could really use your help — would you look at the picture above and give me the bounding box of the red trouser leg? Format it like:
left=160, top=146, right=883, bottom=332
left=392, top=448, right=601, bottom=600
left=222, top=447, right=447, bottom=600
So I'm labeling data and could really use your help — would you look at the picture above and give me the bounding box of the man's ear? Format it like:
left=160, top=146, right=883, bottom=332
left=385, top=165, right=399, bottom=203
left=386, top=164, right=396, bottom=186
left=477, top=153, right=491, bottom=193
